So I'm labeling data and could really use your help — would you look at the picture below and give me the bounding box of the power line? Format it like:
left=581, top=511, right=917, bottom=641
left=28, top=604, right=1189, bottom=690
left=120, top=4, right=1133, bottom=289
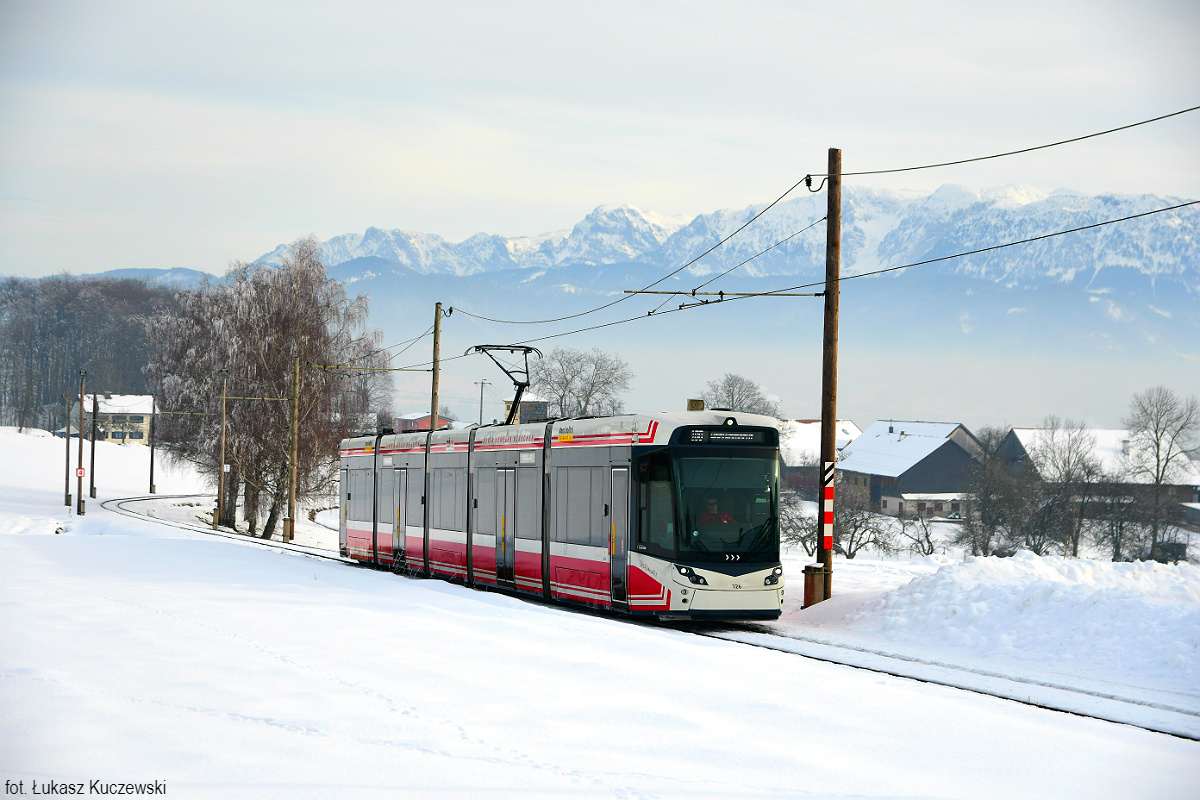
left=690, top=215, right=826, bottom=294
left=754, top=199, right=1200, bottom=293
left=450, top=177, right=811, bottom=326
left=807, top=105, right=1200, bottom=179
left=390, top=200, right=1196, bottom=369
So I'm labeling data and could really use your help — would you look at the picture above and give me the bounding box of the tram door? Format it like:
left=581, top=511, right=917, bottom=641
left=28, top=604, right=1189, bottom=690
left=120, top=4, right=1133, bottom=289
left=496, top=468, right=516, bottom=586
left=392, top=469, right=407, bottom=566
left=610, top=467, right=629, bottom=604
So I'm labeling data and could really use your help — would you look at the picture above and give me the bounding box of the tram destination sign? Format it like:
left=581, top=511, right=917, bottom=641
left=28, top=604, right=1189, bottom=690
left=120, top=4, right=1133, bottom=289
left=686, top=428, right=768, bottom=445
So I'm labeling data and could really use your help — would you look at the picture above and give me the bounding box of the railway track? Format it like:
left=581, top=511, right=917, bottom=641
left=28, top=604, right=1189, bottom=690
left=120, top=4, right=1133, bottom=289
left=105, top=493, right=1200, bottom=741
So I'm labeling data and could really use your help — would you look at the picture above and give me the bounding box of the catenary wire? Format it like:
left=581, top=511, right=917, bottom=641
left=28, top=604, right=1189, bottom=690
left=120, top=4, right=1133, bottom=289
left=450, top=177, right=810, bottom=326
left=391, top=200, right=1196, bottom=368
left=690, top=215, right=826, bottom=293
left=807, top=105, right=1200, bottom=178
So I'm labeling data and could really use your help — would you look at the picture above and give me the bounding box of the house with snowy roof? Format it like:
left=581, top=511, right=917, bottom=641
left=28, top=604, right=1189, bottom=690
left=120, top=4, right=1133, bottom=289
left=997, top=428, right=1200, bottom=505
left=778, top=419, right=861, bottom=499
left=837, top=420, right=985, bottom=517
left=82, top=394, right=155, bottom=445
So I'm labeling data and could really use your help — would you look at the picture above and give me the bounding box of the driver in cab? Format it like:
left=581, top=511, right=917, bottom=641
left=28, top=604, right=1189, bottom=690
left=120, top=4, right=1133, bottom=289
left=698, top=497, right=737, bottom=525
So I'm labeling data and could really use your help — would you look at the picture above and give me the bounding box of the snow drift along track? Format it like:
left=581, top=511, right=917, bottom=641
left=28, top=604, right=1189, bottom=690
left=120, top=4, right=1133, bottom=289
left=102, top=494, right=353, bottom=564
left=107, top=493, right=1198, bottom=741
left=693, top=625, right=1200, bottom=741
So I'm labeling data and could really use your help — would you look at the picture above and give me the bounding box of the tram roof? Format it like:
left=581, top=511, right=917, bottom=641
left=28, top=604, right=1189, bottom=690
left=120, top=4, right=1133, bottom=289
left=341, top=410, right=780, bottom=451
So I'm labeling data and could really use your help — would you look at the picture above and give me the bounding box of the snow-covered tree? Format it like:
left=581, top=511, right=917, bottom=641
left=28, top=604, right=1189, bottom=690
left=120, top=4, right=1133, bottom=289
left=146, top=237, right=390, bottom=537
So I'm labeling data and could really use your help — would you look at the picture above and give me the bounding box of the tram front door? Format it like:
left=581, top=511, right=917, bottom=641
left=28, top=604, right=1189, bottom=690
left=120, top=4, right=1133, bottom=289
left=610, top=467, right=629, bottom=605
left=391, top=468, right=407, bottom=567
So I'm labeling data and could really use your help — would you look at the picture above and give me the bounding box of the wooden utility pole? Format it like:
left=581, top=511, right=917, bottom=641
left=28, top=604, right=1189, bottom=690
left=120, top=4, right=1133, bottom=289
left=430, top=302, right=443, bottom=432
left=817, top=147, right=841, bottom=603
left=77, top=372, right=86, bottom=515
left=286, top=356, right=300, bottom=543
left=63, top=394, right=72, bottom=508
left=149, top=395, right=156, bottom=494
left=214, top=370, right=228, bottom=531
left=89, top=393, right=98, bottom=498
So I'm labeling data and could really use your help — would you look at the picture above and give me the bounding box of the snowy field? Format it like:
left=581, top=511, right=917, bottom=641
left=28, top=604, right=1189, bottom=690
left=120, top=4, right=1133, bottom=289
left=2, top=427, right=1198, bottom=798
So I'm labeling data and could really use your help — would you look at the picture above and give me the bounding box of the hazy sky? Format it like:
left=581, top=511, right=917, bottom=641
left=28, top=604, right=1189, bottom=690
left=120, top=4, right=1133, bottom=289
left=2, top=0, right=1198, bottom=278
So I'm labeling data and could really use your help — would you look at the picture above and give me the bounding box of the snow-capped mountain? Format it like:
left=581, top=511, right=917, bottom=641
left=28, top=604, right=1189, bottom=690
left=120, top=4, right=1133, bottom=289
left=257, top=204, right=687, bottom=276
left=257, top=187, right=1199, bottom=295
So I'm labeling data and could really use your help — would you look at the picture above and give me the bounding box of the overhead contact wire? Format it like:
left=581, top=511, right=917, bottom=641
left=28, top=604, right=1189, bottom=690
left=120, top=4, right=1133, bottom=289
left=807, top=105, right=1200, bottom=179
left=450, top=177, right=810, bottom=326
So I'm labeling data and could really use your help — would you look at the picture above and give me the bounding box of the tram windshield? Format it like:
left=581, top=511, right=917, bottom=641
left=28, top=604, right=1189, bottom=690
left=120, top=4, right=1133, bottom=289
left=674, top=456, right=779, bottom=562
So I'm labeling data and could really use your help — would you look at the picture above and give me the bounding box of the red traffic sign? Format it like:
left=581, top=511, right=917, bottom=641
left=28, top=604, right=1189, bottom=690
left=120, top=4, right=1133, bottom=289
left=76, top=467, right=85, bottom=478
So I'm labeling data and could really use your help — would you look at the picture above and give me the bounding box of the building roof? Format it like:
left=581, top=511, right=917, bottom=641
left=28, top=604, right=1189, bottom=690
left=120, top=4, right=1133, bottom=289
left=779, top=419, right=861, bottom=465
left=838, top=432, right=950, bottom=478
left=1009, top=427, right=1200, bottom=486
left=857, top=420, right=964, bottom=440
left=83, top=394, right=154, bottom=415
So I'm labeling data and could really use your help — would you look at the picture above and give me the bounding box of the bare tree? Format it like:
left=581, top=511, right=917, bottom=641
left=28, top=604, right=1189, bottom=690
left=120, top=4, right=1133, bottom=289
left=1091, top=474, right=1152, bottom=561
left=1026, top=415, right=1101, bottom=557
left=779, top=493, right=816, bottom=556
left=1122, top=386, right=1200, bottom=552
left=529, top=347, right=633, bottom=417
left=895, top=514, right=939, bottom=556
left=954, top=425, right=1010, bottom=556
left=146, top=237, right=389, bottom=538
left=699, top=373, right=781, bottom=417
left=789, top=474, right=895, bottom=559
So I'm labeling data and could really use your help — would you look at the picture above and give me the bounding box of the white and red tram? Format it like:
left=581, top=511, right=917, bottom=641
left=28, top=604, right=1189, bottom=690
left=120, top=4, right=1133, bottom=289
left=338, top=410, right=784, bottom=619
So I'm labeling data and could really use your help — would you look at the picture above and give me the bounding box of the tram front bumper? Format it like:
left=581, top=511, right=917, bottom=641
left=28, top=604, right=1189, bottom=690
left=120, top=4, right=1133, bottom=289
left=681, top=585, right=784, bottom=614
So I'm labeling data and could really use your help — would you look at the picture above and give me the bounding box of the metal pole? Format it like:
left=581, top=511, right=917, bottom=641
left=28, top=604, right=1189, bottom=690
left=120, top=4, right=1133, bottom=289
left=286, top=356, right=299, bottom=543
left=475, top=379, right=490, bottom=425
left=430, top=302, right=442, bottom=431
left=77, top=372, right=86, bottom=515
left=214, top=372, right=227, bottom=530
left=818, top=147, right=842, bottom=602
left=89, top=393, right=98, bottom=498
left=64, top=394, right=72, bottom=507
left=149, top=395, right=156, bottom=494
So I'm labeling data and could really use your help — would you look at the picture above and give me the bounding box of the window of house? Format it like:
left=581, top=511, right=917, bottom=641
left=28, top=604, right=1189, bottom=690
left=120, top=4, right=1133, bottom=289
left=882, top=499, right=887, bottom=509
left=935, top=502, right=943, bottom=512
left=112, top=431, right=125, bottom=439
left=130, top=415, right=144, bottom=423
left=951, top=502, right=960, bottom=512
left=129, top=432, right=143, bottom=440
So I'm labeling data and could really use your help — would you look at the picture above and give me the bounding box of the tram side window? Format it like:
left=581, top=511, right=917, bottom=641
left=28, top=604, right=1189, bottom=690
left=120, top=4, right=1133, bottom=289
left=556, top=466, right=603, bottom=546
left=406, top=469, right=424, bottom=528
left=376, top=469, right=394, bottom=525
left=430, top=468, right=466, bottom=532
left=637, top=452, right=675, bottom=554
left=516, top=467, right=539, bottom=539
left=476, top=469, right=496, bottom=535
left=351, top=468, right=373, bottom=521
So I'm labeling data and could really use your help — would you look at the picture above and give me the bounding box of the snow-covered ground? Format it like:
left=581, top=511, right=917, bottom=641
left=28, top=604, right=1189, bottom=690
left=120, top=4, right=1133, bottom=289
left=2, top=427, right=1198, bottom=798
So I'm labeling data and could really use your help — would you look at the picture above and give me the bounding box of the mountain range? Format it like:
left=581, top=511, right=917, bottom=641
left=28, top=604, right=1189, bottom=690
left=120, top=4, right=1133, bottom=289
left=249, top=186, right=1198, bottom=295
left=96, top=185, right=1199, bottom=428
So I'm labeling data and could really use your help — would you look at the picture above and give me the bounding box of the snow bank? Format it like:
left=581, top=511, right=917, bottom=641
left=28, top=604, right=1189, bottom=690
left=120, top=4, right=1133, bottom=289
left=846, top=551, right=1200, bottom=697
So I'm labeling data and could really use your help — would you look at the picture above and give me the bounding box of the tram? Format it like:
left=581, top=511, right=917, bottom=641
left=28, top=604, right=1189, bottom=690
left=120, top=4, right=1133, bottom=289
left=338, top=410, right=784, bottom=620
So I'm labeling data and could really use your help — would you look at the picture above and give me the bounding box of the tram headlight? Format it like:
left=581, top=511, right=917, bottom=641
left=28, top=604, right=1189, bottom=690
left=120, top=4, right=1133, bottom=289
left=675, top=564, right=708, bottom=586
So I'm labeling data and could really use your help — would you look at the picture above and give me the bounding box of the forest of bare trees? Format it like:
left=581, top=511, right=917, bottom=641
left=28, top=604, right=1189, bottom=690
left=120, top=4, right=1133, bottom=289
left=0, top=275, right=177, bottom=430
